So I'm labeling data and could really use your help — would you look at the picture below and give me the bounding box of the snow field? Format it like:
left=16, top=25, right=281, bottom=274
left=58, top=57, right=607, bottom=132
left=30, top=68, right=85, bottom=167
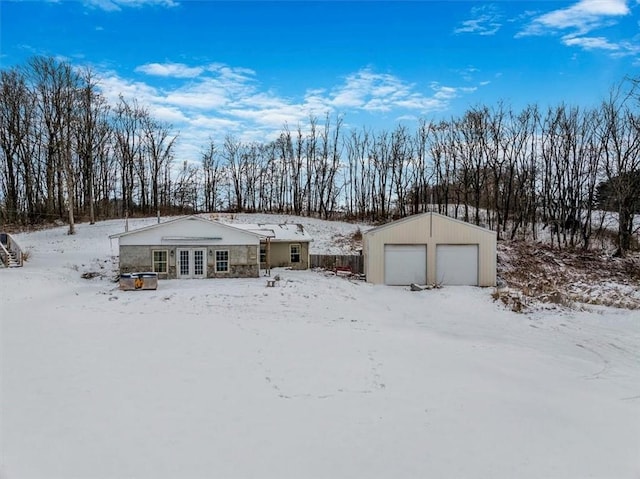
left=1, top=217, right=639, bottom=479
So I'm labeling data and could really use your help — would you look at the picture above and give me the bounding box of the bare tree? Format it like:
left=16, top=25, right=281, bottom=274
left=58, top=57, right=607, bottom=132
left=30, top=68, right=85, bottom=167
left=305, top=116, right=318, bottom=215
left=113, top=96, right=145, bottom=216
left=222, top=135, right=244, bottom=211
left=29, top=56, right=83, bottom=233
left=73, top=67, right=111, bottom=224
left=599, top=84, right=640, bottom=256
left=142, top=116, right=177, bottom=214
left=0, top=68, right=36, bottom=223
left=201, top=140, right=223, bottom=212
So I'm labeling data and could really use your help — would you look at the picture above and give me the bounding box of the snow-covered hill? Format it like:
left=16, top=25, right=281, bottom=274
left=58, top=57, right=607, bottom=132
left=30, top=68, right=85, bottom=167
left=1, top=216, right=639, bottom=479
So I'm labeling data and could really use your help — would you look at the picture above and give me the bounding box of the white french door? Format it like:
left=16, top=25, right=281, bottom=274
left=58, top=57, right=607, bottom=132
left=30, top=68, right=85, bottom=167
left=177, top=248, right=206, bottom=279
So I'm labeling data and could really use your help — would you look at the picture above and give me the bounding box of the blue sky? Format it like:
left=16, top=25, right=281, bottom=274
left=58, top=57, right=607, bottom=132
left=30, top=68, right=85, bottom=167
left=1, top=0, right=639, bottom=161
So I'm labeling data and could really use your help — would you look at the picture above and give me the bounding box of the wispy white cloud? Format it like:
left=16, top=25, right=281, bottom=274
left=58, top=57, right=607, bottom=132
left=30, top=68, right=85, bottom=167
left=454, top=66, right=480, bottom=82
left=164, top=88, right=228, bottom=110
left=206, top=64, right=256, bottom=84
left=432, top=85, right=459, bottom=101
left=96, top=64, right=479, bottom=159
left=133, top=63, right=259, bottom=111
left=84, top=0, right=178, bottom=12
left=562, top=35, right=621, bottom=50
left=98, top=72, right=159, bottom=106
left=99, top=72, right=192, bottom=127
left=148, top=105, right=188, bottom=124
left=228, top=104, right=307, bottom=130
left=189, top=115, right=241, bottom=131
left=454, top=4, right=503, bottom=36
left=611, top=39, right=640, bottom=58
left=517, top=0, right=636, bottom=57
left=519, top=0, right=630, bottom=36
left=395, top=114, right=418, bottom=121
left=327, top=69, right=471, bottom=114
left=136, top=62, right=203, bottom=78
left=302, top=89, right=334, bottom=114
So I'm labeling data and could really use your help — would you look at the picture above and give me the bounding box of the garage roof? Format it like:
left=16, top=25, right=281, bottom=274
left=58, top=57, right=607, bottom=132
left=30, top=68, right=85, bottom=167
left=364, top=211, right=495, bottom=236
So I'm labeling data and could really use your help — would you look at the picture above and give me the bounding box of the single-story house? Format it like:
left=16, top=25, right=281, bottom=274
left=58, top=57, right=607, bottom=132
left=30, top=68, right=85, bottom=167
left=231, top=223, right=312, bottom=270
left=363, top=212, right=496, bottom=286
left=110, top=216, right=262, bottom=279
left=109, top=216, right=312, bottom=279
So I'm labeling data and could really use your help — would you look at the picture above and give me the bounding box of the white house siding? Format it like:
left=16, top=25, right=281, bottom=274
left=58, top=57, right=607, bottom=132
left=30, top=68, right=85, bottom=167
left=364, top=212, right=496, bottom=286
left=117, top=217, right=259, bottom=247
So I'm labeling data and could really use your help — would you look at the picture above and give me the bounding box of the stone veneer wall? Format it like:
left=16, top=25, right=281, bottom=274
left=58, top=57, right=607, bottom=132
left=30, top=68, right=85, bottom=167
left=119, top=244, right=259, bottom=279
left=118, top=245, right=157, bottom=275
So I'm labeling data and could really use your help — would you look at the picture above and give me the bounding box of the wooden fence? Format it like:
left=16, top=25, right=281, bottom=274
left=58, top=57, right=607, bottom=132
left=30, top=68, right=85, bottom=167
left=310, top=254, right=364, bottom=274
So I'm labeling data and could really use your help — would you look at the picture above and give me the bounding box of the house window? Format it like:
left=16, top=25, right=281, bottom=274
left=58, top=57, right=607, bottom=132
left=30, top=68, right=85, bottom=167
left=260, top=245, right=267, bottom=263
left=179, top=250, right=189, bottom=276
left=215, top=250, right=229, bottom=272
left=194, top=249, right=204, bottom=276
left=290, top=244, right=301, bottom=263
left=152, top=250, right=168, bottom=273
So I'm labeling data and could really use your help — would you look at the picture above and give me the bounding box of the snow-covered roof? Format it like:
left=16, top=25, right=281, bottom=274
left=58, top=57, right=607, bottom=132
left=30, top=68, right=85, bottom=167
left=229, top=223, right=313, bottom=243
left=108, top=215, right=264, bottom=240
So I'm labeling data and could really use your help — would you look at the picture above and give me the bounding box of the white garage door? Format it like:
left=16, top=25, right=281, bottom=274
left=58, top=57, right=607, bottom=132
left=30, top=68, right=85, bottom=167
left=384, top=244, right=427, bottom=285
left=436, top=245, right=478, bottom=285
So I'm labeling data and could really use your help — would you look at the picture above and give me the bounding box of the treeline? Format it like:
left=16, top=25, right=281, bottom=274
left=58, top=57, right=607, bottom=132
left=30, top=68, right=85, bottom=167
left=1, top=57, right=639, bottom=255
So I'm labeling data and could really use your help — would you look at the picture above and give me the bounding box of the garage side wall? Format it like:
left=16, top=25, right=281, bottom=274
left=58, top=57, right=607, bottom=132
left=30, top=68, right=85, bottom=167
left=364, top=213, right=496, bottom=286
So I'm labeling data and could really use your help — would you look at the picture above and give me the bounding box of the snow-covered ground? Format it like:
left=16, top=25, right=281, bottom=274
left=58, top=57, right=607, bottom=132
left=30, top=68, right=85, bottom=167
left=1, top=216, right=639, bottom=479
left=212, top=212, right=370, bottom=255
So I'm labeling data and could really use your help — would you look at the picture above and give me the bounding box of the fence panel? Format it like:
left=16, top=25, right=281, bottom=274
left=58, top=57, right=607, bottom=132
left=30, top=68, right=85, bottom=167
left=310, top=254, right=363, bottom=274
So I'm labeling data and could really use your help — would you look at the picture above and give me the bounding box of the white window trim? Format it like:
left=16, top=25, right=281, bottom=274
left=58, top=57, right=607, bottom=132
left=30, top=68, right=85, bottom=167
left=194, top=249, right=205, bottom=277
left=290, top=243, right=301, bottom=263
left=152, top=249, right=169, bottom=274
left=215, top=250, right=230, bottom=273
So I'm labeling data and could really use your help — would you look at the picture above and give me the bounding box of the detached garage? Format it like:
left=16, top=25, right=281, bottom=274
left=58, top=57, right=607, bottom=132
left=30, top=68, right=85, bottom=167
left=363, top=212, right=496, bottom=287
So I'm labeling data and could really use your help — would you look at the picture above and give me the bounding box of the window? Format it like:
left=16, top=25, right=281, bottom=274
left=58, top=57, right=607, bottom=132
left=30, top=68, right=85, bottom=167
left=215, top=250, right=229, bottom=272
left=179, top=250, right=189, bottom=276
left=194, top=249, right=204, bottom=276
left=152, top=250, right=168, bottom=273
left=290, top=244, right=301, bottom=263
left=260, top=245, right=267, bottom=263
